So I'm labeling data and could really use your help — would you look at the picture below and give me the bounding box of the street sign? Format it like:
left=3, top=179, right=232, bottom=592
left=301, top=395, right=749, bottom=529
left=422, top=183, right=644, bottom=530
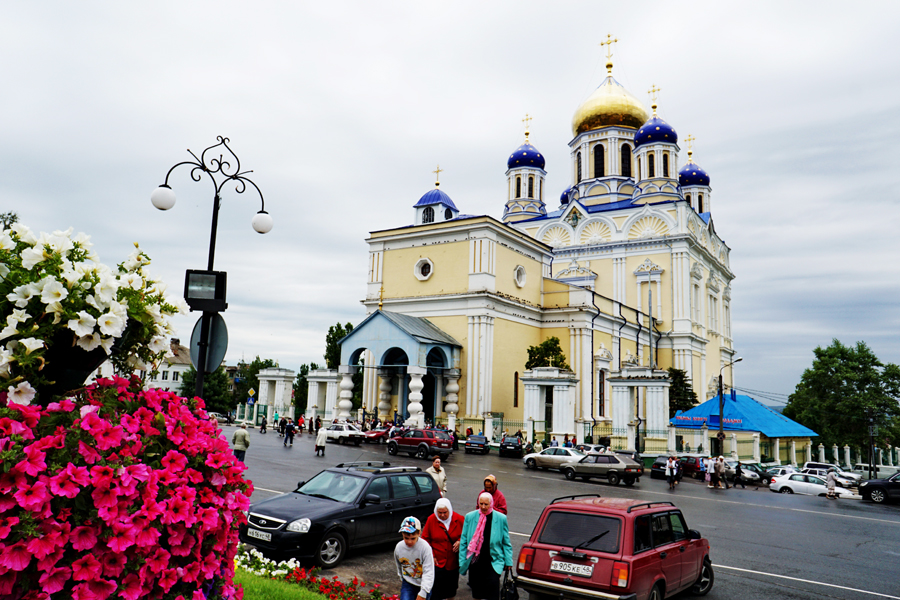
left=189, top=313, right=228, bottom=373
left=247, top=397, right=255, bottom=406
left=717, top=431, right=726, bottom=441
left=248, top=388, right=255, bottom=397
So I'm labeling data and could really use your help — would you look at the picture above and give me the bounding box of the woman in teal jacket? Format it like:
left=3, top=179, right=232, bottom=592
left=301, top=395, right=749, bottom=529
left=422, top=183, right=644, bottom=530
left=459, top=492, right=512, bottom=600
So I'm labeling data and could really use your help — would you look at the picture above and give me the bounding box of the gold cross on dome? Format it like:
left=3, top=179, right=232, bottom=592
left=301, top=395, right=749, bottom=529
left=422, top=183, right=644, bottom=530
left=685, top=135, right=695, bottom=159
left=433, top=164, right=443, bottom=186
left=600, top=34, right=618, bottom=73
left=522, top=113, right=532, bottom=138
left=378, top=285, right=384, bottom=310
left=648, top=85, right=661, bottom=114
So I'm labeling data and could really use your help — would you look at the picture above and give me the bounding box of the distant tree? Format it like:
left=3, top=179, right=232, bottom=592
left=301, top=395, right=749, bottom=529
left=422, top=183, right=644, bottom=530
left=324, top=322, right=354, bottom=369
left=525, top=337, right=571, bottom=371
left=0, top=211, right=18, bottom=230
left=180, top=365, right=231, bottom=414
left=293, top=362, right=319, bottom=415
left=668, top=367, right=698, bottom=418
left=231, top=356, right=277, bottom=409
left=783, top=339, right=900, bottom=449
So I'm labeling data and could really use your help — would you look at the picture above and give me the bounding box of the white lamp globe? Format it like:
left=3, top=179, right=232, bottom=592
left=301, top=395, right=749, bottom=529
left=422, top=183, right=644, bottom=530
left=150, top=185, right=176, bottom=210
left=251, top=210, right=273, bottom=234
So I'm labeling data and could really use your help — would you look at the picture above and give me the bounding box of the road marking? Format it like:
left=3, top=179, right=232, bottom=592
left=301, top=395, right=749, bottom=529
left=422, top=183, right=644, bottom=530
left=253, top=487, right=283, bottom=494
left=529, top=476, right=558, bottom=481
left=510, top=531, right=529, bottom=537
left=715, top=564, right=900, bottom=599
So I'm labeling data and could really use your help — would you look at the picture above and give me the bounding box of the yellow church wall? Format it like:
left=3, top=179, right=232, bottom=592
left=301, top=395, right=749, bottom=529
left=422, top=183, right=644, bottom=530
left=382, top=242, right=469, bottom=298
left=624, top=253, right=674, bottom=324
left=489, top=318, right=543, bottom=416
left=494, top=244, right=543, bottom=305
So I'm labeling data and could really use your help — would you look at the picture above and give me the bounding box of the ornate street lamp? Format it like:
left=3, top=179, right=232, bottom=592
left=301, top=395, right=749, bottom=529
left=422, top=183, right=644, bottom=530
left=718, top=356, right=742, bottom=455
left=151, top=136, right=272, bottom=399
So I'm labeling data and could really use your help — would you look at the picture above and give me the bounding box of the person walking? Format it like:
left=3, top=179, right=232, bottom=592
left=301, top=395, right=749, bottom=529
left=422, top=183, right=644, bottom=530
left=665, top=456, right=677, bottom=490
left=734, top=461, right=746, bottom=489
left=278, top=416, right=287, bottom=437
left=315, top=416, right=322, bottom=434
left=231, top=424, right=250, bottom=462
left=315, top=423, right=328, bottom=456
left=260, top=416, right=267, bottom=434
left=284, top=419, right=295, bottom=447
left=826, top=468, right=837, bottom=499
left=714, top=456, right=728, bottom=489
left=533, top=439, right=543, bottom=453
left=394, top=516, right=435, bottom=600
left=422, top=499, right=464, bottom=600
left=459, top=493, right=513, bottom=600
left=708, top=457, right=718, bottom=489
left=479, top=475, right=507, bottom=515
left=426, top=456, right=448, bottom=497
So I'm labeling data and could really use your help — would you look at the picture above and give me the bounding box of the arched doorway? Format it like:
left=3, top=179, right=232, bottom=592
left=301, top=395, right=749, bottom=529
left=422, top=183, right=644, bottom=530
left=422, top=348, right=448, bottom=425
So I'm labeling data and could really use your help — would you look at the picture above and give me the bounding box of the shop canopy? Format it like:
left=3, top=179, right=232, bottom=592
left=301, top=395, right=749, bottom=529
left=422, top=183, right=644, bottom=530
left=671, top=392, right=817, bottom=438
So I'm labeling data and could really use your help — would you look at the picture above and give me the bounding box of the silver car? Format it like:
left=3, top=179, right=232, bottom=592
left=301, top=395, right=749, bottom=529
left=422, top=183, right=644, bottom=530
left=560, top=453, right=644, bottom=486
left=769, top=473, right=854, bottom=498
left=523, top=447, right=585, bottom=471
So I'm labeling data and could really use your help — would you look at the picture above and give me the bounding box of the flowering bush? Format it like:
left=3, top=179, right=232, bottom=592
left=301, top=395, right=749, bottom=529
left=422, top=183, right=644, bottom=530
left=0, top=376, right=252, bottom=599
left=0, top=224, right=187, bottom=405
left=235, top=547, right=399, bottom=600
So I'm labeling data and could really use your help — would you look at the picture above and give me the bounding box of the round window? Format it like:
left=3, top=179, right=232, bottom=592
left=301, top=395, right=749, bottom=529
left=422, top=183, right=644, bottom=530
left=415, top=258, right=434, bottom=281
left=514, top=265, right=526, bottom=288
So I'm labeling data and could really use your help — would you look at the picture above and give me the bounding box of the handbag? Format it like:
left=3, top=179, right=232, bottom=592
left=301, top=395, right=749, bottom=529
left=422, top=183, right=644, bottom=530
left=500, top=569, right=519, bottom=600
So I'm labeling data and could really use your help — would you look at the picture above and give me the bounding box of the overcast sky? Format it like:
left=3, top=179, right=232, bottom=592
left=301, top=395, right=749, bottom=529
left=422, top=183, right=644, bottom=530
left=3, top=2, right=899, bottom=405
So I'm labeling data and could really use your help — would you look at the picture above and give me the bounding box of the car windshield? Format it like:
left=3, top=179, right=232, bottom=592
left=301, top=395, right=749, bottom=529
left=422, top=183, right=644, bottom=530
left=469, top=436, right=486, bottom=442
left=503, top=437, right=519, bottom=443
left=431, top=430, right=450, bottom=440
left=538, top=511, right=620, bottom=554
left=297, top=471, right=366, bottom=503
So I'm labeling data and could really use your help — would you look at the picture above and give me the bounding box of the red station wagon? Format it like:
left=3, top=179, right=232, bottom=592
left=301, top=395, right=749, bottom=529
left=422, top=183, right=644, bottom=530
left=515, top=496, right=713, bottom=600
left=387, top=428, right=454, bottom=460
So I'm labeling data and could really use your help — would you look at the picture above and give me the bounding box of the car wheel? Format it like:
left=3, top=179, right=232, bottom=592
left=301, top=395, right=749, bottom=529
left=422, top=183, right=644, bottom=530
left=779, top=487, right=793, bottom=494
left=526, top=458, right=536, bottom=470
left=416, top=446, right=429, bottom=459
left=564, top=468, right=576, bottom=481
left=607, top=473, right=620, bottom=486
left=648, top=583, right=663, bottom=600
left=387, top=443, right=398, bottom=456
left=624, top=477, right=635, bottom=486
left=465, top=449, right=470, bottom=454
left=482, top=448, right=489, bottom=455
left=693, top=471, right=700, bottom=480
left=870, top=488, right=886, bottom=503
left=354, top=439, right=361, bottom=446
left=691, top=558, right=715, bottom=595
left=315, top=531, right=346, bottom=568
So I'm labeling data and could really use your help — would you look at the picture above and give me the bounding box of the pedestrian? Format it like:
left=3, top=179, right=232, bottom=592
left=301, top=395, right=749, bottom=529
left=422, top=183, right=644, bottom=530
left=422, top=499, right=464, bottom=600
left=480, top=475, right=507, bottom=515
left=734, top=461, right=746, bottom=489
left=274, top=411, right=279, bottom=427
left=453, top=428, right=460, bottom=451
left=231, top=423, right=250, bottom=462
left=714, top=456, right=728, bottom=489
left=533, top=438, right=543, bottom=453
left=315, top=416, right=322, bottom=434
left=700, top=455, right=707, bottom=481
left=260, top=416, right=267, bottom=434
left=466, top=427, right=474, bottom=437
left=459, top=493, right=513, bottom=600
left=708, top=457, right=718, bottom=489
left=665, top=455, right=677, bottom=490
left=315, top=423, right=328, bottom=456
left=826, top=468, right=837, bottom=499
left=298, top=415, right=305, bottom=435
left=550, top=437, right=559, bottom=447
left=394, top=516, right=435, bottom=600
left=284, top=419, right=295, bottom=447
left=278, top=416, right=287, bottom=437
left=426, top=456, right=448, bottom=497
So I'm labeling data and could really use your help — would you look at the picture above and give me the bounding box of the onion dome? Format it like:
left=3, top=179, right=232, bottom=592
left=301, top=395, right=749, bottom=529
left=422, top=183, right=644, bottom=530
left=678, top=159, right=710, bottom=187
left=560, top=186, right=573, bottom=205
left=572, top=76, right=649, bottom=136
left=414, top=187, right=458, bottom=210
left=507, top=139, right=545, bottom=170
left=635, top=115, right=678, bottom=147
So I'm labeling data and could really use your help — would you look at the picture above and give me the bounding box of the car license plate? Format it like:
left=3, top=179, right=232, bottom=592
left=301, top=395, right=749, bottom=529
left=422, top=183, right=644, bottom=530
left=247, top=528, right=271, bottom=542
left=550, top=560, right=593, bottom=577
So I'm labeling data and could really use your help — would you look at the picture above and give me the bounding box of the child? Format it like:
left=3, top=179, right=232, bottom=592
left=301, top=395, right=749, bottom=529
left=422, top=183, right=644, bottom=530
left=394, top=516, right=435, bottom=600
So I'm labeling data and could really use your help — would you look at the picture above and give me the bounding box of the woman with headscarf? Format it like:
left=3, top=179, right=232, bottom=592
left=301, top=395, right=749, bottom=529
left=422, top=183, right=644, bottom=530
left=478, top=475, right=507, bottom=515
left=422, top=498, right=464, bottom=600
left=459, top=492, right=512, bottom=600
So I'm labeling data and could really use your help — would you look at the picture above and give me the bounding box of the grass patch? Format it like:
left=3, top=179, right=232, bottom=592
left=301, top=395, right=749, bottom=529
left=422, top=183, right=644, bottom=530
left=235, top=569, right=327, bottom=600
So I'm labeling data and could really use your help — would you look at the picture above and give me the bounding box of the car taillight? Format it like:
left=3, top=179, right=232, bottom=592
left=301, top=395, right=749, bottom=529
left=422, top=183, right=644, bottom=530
left=517, top=547, right=534, bottom=571
left=610, top=561, right=629, bottom=588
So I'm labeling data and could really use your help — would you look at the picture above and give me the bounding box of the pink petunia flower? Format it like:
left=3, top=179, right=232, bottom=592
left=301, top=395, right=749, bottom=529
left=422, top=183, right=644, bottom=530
left=158, top=567, right=181, bottom=592
left=78, top=440, right=101, bottom=464
left=37, top=547, right=64, bottom=571
left=0, top=516, right=19, bottom=540
left=0, top=540, right=32, bottom=571
left=91, top=485, right=118, bottom=509
left=21, top=444, right=47, bottom=476
left=71, top=554, right=102, bottom=581
left=161, top=450, right=188, bottom=472
left=38, top=565, right=71, bottom=593
left=118, top=573, right=143, bottom=600
left=70, top=526, right=98, bottom=551
left=13, top=479, right=49, bottom=511
left=99, top=551, right=126, bottom=577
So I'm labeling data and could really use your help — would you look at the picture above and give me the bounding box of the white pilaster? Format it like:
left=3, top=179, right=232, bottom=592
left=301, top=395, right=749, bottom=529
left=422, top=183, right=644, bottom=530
left=337, top=366, right=355, bottom=422
left=444, top=369, right=460, bottom=431
left=406, top=366, right=426, bottom=428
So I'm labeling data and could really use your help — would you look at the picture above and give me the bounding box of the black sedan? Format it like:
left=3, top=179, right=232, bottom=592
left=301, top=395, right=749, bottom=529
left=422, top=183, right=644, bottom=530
left=859, top=472, right=900, bottom=504
left=499, top=435, right=524, bottom=457
left=465, top=435, right=489, bottom=454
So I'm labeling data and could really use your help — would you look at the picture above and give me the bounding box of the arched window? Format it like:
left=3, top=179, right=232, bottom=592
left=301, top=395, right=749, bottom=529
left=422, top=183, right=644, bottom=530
left=423, top=206, right=434, bottom=223
left=576, top=151, right=583, bottom=182
left=444, top=208, right=452, bottom=220
left=685, top=193, right=691, bottom=207
left=528, top=175, right=534, bottom=198
left=593, top=144, right=605, bottom=177
left=648, top=154, right=655, bottom=178
left=698, top=193, right=704, bottom=213
left=663, top=153, right=669, bottom=178
left=636, top=157, right=641, bottom=182
left=621, top=144, right=632, bottom=177
left=515, top=175, right=521, bottom=198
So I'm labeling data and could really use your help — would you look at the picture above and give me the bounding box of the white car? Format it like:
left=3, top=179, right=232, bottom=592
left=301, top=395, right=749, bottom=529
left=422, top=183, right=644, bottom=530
left=800, top=468, right=855, bottom=488
left=769, top=473, right=855, bottom=498
left=522, top=447, right=585, bottom=471
left=802, top=461, right=862, bottom=483
left=325, top=423, right=364, bottom=446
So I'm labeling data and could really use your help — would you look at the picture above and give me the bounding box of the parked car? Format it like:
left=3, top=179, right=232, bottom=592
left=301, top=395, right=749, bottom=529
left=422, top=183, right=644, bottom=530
left=363, top=426, right=391, bottom=444
left=523, top=447, right=585, bottom=471
left=499, top=435, right=524, bottom=458
left=208, top=412, right=226, bottom=423
left=764, top=465, right=797, bottom=483
left=561, top=453, right=644, bottom=486
left=388, top=428, right=454, bottom=460
left=723, top=460, right=762, bottom=484
left=575, top=443, right=606, bottom=454
left=768, top=473, right=855, bottom=498
left=515, top=495, right=714, bottom=600
left=800, top=467, right=855, bottom=488
left=736, top=462, right=768, bottom=483
left=858, top=472, right=900, bottom=504
left=324, top=423, right=365, bottom=446
left=678, top=454, right=706, bottom=479
left=613, top=449, right=643, bottom=464
left=650, top=456, right=668, bottom=480
left=464, top=435, right=490, bottom=454
left=803, top=461, right=862, bottom=483
left=239, top=462, right=441, bottom=567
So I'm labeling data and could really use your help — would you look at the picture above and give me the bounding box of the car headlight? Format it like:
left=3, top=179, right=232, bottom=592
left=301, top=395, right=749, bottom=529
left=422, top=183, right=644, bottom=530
left=860, top=481, right=868, bottom=487
left=286, top=518, right=311, bottom=533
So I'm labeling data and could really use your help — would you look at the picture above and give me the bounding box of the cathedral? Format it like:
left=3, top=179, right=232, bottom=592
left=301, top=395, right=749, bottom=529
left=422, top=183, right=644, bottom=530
left=308, top=44, right=737, bottom=451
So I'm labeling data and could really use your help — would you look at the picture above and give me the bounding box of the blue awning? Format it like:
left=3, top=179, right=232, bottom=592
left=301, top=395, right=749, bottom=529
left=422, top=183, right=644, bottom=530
left=671, top=393, right=817, bottom=438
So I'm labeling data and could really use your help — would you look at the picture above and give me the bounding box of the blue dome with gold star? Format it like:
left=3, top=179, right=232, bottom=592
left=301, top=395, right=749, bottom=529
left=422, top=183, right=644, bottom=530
left=678, top=160, right=710, bottom=187
left=507, top=141, right=545, bottom=170
left=634, top=115, right=678, bottom=148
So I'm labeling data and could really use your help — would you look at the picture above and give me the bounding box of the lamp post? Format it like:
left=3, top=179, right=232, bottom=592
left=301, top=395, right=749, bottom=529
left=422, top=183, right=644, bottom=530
left=718, top=356, right=742, bottom=455
left=151, top=136, right=272, bottom=399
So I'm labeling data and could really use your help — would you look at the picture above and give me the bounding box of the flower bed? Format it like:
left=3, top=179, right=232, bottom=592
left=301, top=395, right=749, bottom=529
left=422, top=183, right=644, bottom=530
left=0, top=376, right=252, bottom=599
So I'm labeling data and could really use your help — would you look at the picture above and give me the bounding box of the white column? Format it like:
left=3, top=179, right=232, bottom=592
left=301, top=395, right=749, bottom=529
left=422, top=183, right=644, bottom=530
left=700, top=424, right=709, bottom=455
left=752, top=433, right=761, bottom=462
left=877, top=448, right=883, bottom=466
left=444, top=369, right=460, bottom=432
left=581, top=329, right=592, bottom=421
left=843, top=445, right=852, bottom=469
left=805, top=443, right=812, bottom=464
left=377, top=370, right=393, bottom=422
left=554, top=384, right=574, bottom=435
left=790, top=440, right=797, bottom=466
left=730, top=433, right=737, bottom=459
left=325, top=380, right=338, bottom=421
left=667, top=424, right=676, bottom=454
left=818, top=443, right=825, bottom=463
left=832, top=444, right=839, bottom=465
left=337, top=366, right=355, bottom=422
left=406, top=366, right=426, bottom=428
left=466, top=317, right=475, bottom=417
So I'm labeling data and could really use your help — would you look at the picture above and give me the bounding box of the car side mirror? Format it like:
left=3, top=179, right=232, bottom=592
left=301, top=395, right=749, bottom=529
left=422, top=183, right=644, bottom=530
left=296, top=481, right=305, bottom=490
left=362, top=494, right=381, bottom=506
left=688, top=529, right=702, bottom=540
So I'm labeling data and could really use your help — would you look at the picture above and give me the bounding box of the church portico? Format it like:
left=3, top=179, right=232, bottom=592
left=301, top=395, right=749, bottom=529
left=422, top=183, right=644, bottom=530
left=521, top=367, right=579, bottom=442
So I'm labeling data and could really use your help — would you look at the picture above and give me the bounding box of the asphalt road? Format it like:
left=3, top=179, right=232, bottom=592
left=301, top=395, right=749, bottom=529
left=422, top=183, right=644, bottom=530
left=229, top=425, right=900, bottom=600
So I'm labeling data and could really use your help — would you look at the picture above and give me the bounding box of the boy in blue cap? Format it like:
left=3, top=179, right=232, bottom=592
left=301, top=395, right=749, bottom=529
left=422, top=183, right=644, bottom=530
left=394, top=516, right=435, bottom=600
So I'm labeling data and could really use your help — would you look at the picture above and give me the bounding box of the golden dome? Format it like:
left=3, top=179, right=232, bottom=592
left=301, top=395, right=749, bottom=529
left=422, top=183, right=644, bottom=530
left=572, top=76, right=650, bottom=136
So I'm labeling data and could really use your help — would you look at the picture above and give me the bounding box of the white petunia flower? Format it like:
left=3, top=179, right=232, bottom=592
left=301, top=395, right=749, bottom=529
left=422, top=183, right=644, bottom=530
left=99, top=336, right=115, bottom=354
left=148, top=336, right=168, bottom=353
left=94, top=274, right=118, bottom=303
left=0, top=263, right=9, bottom=280
left=72, top=231, right=93, bottom=251
left=0, top=347, right=12, bottom=377
left=97, top=311, right=126, bottom=337
left=77, top=333, right=102, bottom=351
left=108, top=300, right=128, bottom=320
left=0, top=232, right=14, bottom=250
left=19, top=338, right=44, bottom=354
left=120, top=273, right=142, bottom=290
left=20, top=245, right=47, bottom=270
left=7, top=381, right=36, bottom=405
left=61, top=265, right=83, bottom=287
left=11, top=223, right=36, bottom=244
left=8, top=309, right=28, bottom=325
left=40, top=279, right=69, bottom=304
left=68, top=311, right=97, bottom=337
left=0, top=323, right=18, bottom=341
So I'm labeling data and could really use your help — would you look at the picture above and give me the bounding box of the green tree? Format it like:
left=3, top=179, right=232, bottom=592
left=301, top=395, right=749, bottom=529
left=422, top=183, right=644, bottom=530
left=525, top=337, right=571, bottom=370
left=324, top=322, right=354, bottom=369
left=231, top=356, right=277, bottom=409
left=783, top=340, right=900, bottom=449
left=180, top=365, right=231, bottom=413
left=0, top=211, right=18, bottom=230
left=668, top=367, right=698, bottom=418
left=293, top=362, right=320, bottom=415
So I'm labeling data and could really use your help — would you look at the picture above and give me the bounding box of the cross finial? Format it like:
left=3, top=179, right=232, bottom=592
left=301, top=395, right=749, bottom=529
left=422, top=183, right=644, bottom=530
left=648, top=84, right=660, bottom=114
left=600, top=34, right=618, bottom=74
left=433, top=164, right=443, bottom=187
left=378, top=285, right=384, bottom=310
left=522, top=113, right=532, bottom=139
left=685, top=135, right=695, bottom=160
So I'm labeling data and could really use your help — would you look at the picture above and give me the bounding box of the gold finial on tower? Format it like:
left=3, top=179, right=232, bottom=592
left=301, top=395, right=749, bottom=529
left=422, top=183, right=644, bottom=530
left=522, top=113, right=532, bottom=140
left=648, top=85, right=661, bottom=115
left=433, top=164, right=443, bottom=187
left=685, top=135, right=695, bottom=161
left=378, top=285, right=384, bottom=310
left=600, top=34, right=618, bottom=74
